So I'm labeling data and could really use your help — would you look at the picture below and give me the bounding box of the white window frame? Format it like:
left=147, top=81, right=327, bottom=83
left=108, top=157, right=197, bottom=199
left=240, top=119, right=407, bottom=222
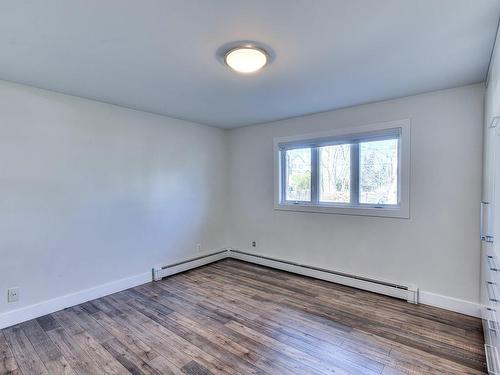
left=274, top=119, right=410, bottom=218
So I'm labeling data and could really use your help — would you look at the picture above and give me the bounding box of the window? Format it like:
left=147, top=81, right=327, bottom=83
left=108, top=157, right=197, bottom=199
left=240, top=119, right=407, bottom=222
left=274, top=120, right=410, bottom=218
left=359, top=139, right=398, bottom=205
left=319, top=144, right=351, bottom=203
left=285, top=148, right=311, bottom=202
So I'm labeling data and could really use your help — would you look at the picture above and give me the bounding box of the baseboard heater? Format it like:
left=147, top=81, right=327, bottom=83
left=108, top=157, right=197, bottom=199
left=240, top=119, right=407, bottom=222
left=153, top=248, right=419, bottom=304
left=229, top=249, right=418, bottom=304
left=152, top=249, right=228, bottom=281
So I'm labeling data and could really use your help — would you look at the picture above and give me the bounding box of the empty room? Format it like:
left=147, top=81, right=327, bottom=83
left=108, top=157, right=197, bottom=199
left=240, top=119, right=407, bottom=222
left=2, top=1, right=500, bottom=374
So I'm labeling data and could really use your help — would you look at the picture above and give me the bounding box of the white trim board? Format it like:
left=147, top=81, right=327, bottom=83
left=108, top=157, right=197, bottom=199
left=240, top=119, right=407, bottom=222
left=0, top=271, right=151, bottom=330
left=0, top=248, right=481, bottom=329
left=227, top=249, right=481, bottom=318
left=0, top=249, right=230, bottom=330
left=418, top=291, right=481, bottom=318
left=228, top=249, right=417, bottom=303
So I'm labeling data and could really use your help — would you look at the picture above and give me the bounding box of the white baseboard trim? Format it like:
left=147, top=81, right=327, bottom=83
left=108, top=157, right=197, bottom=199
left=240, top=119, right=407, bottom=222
left=227, top=248, right=480, bottom=318
left=419, top=291, right=481, bottom=318
left=0, top=250, right=230, bottom=330
left=228, top=249, right=416, bottom=303
left=0, top=248, right=480, bottom=329
left=0, top=271, right=151, bottom=330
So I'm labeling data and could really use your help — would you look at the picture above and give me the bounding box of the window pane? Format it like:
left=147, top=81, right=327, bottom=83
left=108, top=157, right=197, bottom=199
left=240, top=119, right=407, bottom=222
left=359, top=139, right=398, bottom=205
left=319, top=144, right=351, bottom=203
left=285, top=148, right=311, bottom=201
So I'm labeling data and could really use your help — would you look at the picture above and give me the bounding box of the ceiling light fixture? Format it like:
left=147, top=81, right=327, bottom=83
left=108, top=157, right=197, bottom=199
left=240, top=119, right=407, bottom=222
left=224, top=46, right=268, bottom=74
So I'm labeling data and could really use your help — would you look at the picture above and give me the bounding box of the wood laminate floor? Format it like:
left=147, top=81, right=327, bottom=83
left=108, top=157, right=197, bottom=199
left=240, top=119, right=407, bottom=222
left=0, top=259, right=486, bottom=375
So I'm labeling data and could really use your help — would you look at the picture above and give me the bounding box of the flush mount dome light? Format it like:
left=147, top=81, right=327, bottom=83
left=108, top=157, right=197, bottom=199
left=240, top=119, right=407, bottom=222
left=225, top=46, right=268, bottom=73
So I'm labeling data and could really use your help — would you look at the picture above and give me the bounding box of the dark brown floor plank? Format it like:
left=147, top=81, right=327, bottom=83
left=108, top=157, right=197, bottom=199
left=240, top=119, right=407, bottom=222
left=100, top=338, right=163, bottom=375
left=181, top=360, right=212, bottom=375
left=104, top=294, right=235, bottom=375
left=0, top=331, right=20, bottom=375
left=45, top=326, right=108, bottom=375
left=52, top=309, right=130, bottom=375
left=19, top=320, right=75, bottom=375
left=2, top=325, right=49, bottom=375
left=0, top=259, right=487, bottom=374
left=150, top=277, right=383, bottom=374
left=197, top=262, right=486, bottom=372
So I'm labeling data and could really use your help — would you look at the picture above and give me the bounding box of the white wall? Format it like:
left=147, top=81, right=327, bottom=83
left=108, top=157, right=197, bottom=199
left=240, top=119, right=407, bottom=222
left=0, top=80, right=485, bottom=323
left=480, top=25, right=500, bottom=312
left=484, top=26, right=500, bottom=201
left=228, top=84, right=484, bottom=304
left=0, top=81, right=229, bottom=316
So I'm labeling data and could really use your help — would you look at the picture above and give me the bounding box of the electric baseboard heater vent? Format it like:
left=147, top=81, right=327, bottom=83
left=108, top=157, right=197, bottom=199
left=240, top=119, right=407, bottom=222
left=228, top=250, right=418, bottom=304
left=153, top=248, right=419, bottom=304
left=152, top=250, right=228, bottom=281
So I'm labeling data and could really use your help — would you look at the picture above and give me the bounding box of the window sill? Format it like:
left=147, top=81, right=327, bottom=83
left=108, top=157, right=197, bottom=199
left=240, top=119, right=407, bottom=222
left=274, top=202, right=409, bottom=219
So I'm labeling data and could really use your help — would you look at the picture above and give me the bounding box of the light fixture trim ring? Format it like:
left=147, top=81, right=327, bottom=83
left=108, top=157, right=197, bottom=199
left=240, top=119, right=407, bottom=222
left=216, top=41, right=275, bottom=74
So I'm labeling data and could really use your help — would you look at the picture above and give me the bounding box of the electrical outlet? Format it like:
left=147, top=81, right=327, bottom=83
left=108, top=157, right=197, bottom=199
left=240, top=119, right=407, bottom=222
left=196, top=243, right=202, bottom=252
left=252, top=241, right=257, bottom=248
left=7, top=288, right=19, bottom=303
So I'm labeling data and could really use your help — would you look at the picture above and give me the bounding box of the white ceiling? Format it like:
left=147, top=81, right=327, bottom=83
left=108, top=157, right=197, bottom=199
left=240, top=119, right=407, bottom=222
left=0, top=1, right=499, bottom=128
